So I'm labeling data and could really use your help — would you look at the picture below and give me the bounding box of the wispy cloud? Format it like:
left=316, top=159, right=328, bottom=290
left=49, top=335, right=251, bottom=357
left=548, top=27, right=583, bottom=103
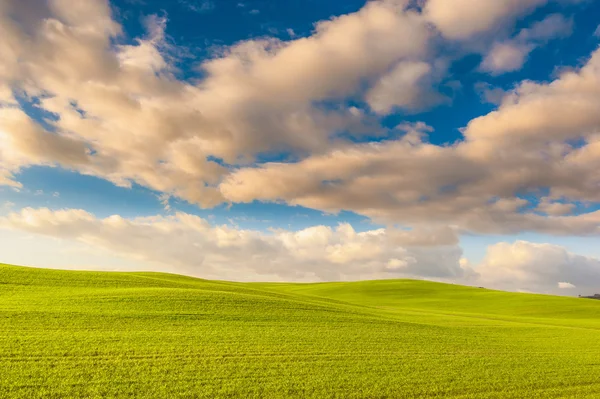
left=480, top=14, right=573, bottom=75
left=178, top=0, right=214, bottom=13
left=157, top=193, right=172, bottom=212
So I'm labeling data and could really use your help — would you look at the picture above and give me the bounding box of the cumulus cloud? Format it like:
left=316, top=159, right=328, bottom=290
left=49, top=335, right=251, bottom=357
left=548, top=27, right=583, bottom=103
left=476, top=241, right=600, bottom=295
left=480, top=42, right=534, bottom=75
left=0, top=0, right=436, bottom=207
left=365, top=60, right=448, bottom=114
left=424, top=0, right=549, bottom=40
left=220, top=46, right=600, bottom=235
left=0, top=0, right=598, bottom=240
left=536, top=198, right=575, bottom=216
left=0, top=207, right=467, bottom=281
left=0, top=108, right=91, bottom=168
left=219, top=131, right=600, bottom=235
left=463, top=47, right=600, bottom=153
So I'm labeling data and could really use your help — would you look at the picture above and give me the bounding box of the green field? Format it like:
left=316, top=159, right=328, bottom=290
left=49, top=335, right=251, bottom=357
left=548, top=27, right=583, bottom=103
left=2, top=264, right=600, bottom=398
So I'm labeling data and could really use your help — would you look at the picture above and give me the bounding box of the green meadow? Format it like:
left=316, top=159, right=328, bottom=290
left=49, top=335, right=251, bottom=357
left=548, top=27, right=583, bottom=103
left=2, top=263, right=600, bottom=398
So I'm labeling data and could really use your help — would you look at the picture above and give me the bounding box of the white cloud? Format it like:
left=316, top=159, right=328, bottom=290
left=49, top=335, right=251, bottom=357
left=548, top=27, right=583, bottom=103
left=424, top=0, right=548, bottom=40
left=521, top=13, right=573, bottom=41
left=158, top=193, right=171, bottom=212
left=476, top=241, right=600, bottom=295
left=0, top=169, right=22, bottom=188
left=0, top=108, right=91, bottom=170
left=463, top=47, right=600, bottom=153
left=0, top=0, right=433, bottom=207
left=219, top=131, right=600, bottom=235
left=480, top=14, right=572, bottom=74
left=536, top=198, right=575, bottom=216
left=474, top=82, right=506, bottom=105
left=217, top=44, right=600, bottom=235
left=480, top=42, right=534, bottom=75
left=558, top=282, right=576, bottom=289
left=366, top=61, right=447, bottom=114
left=0, top=207, right=467, bottom=282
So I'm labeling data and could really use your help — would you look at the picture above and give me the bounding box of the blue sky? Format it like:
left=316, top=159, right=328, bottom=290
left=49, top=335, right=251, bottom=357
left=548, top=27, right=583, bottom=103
left=1, top=0, right=600, bottom=294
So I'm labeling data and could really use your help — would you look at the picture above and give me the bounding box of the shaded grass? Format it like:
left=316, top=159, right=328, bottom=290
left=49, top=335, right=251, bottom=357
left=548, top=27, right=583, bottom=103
left=2, top=264, right=600, bottom=398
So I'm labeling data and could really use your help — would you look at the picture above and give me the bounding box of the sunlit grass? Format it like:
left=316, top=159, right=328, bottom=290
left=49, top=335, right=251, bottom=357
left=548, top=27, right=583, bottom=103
left=2, top=264, right=600, bottom=398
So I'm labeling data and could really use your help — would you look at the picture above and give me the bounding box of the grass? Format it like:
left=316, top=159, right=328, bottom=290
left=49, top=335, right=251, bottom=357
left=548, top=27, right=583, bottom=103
left=2, top=264, right=600, bottom=398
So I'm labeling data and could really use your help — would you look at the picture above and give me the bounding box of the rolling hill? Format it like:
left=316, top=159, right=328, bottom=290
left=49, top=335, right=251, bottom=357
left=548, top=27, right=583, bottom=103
left=1, top=263, right=600, bottom=398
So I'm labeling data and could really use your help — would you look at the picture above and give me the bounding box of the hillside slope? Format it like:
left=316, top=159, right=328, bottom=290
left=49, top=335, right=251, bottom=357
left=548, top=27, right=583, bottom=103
left=256, top=279, right=600, bottom=328
left=1, top=264, right=600, bottom=398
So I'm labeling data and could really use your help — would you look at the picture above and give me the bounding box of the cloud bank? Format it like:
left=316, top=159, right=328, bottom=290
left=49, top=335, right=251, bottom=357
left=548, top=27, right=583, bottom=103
left=3, top=208, right=600, bottom=295
left=0, top=207, right=466, bottom=282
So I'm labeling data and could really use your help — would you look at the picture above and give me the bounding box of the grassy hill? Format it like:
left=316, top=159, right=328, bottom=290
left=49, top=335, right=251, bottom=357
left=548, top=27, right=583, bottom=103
left=1, top=264, right=600, bottom=398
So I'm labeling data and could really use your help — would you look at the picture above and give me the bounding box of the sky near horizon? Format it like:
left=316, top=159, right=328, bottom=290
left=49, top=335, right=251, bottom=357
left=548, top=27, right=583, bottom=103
left=1, top=0, right=600, bottom=295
